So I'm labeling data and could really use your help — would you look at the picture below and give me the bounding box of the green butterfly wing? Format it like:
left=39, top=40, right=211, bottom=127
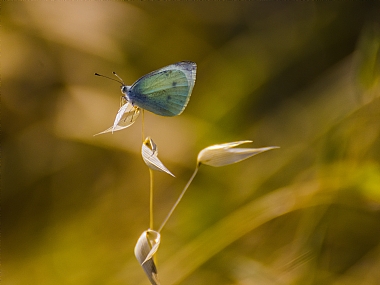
left=129, top=61, right=196, bottom=116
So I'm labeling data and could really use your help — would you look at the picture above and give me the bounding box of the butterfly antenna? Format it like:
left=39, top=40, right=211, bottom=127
left=112, top=72, right=125, bottom=85
left=94, top=73, right=123, bottom=85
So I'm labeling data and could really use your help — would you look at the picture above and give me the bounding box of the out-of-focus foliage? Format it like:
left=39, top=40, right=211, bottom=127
left=3, top=2, right=380, bottom=285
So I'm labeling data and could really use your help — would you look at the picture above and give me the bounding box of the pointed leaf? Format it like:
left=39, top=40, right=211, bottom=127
left=142, top=137, right=175, bottom=177
left=134, top=230, right=161, bottom=285
left=197, top=140, right=279, bottom=167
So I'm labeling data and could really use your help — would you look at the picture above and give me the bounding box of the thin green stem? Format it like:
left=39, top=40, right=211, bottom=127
left=158, top=165, right=200, bottom=233
left=149, top=168, right=154, bottom=229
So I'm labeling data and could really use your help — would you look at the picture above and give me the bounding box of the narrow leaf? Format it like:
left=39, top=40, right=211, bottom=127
left=142, top=137, right=175, bottom=177
left=134, top=230, right=161, bottom=285
left=197, top=140, right=279, bottom=167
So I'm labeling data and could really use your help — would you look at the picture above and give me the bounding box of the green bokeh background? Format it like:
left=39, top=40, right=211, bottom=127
left=3, top=2, right=380, bottom=285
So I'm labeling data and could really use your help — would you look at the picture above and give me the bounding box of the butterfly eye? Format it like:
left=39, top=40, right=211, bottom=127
left=121, top=85, right=129, bottom=94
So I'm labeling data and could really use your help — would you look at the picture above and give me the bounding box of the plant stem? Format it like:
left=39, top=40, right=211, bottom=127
left=158, top=165, right=200, bottom=233
left=141, top=109, right=145, bottom=141
left=149, top=168, right=154, bottom=229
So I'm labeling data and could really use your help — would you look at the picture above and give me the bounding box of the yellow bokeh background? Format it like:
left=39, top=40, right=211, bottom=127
left=3, top=2, right=380, bottom=285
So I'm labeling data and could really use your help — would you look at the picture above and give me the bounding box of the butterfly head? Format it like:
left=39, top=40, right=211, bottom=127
left=120, top=85, right=132, bottom=102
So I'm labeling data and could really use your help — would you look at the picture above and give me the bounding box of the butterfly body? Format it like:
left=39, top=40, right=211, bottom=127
left=121, top=61, right=197, bottom=116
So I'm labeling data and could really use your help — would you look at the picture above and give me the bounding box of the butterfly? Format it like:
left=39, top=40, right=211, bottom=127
left=95, top=61, right=197, bottom=134
left=124, top=61, right=197, bottom=116
left=97, top=61, right=196, bottom=116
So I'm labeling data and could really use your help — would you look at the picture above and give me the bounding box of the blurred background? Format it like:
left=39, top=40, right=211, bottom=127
left=3, top=2, right=380, bottom=285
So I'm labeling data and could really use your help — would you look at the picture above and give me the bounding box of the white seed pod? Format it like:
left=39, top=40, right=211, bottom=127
left=134, top=229, right=161, bottom=285
left=142, top=137, right=175, bottom=177
left=197, top=140, right=279, bottom=167
left=94, top=102, right=140, bottom=135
